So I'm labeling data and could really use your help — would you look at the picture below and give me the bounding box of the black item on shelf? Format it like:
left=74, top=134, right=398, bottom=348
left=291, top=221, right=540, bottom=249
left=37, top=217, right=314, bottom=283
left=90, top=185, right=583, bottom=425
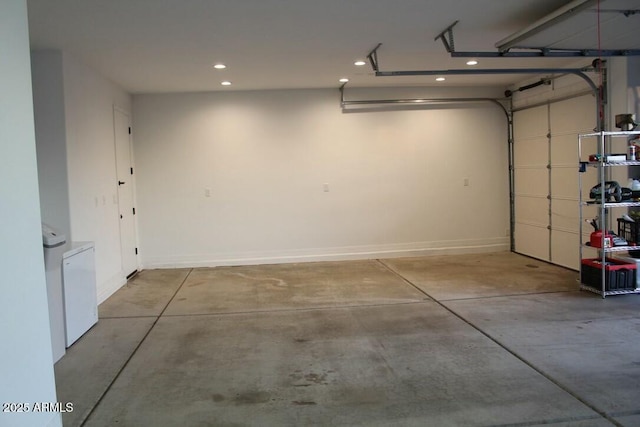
left=581, top=258, right=637, bottom=291
left=617, top=219, right=640, bottom=257
left=590, top=181, right=622, bottom=202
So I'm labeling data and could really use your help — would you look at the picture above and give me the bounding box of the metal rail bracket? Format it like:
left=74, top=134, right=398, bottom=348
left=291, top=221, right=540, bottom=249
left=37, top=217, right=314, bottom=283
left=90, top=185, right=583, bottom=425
left=435, top=20, right=459, bottom=53
left=366, top=43, right=382, bottom=72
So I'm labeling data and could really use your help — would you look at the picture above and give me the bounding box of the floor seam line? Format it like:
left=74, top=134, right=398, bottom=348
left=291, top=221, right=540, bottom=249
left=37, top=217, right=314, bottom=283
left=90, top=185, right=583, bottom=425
left=80, top=268, right=194, bottom=426
left=483, top=413, right=612, bottom=427
left=375, top=259, right=624, bottom=427
left=159, top=300, right=433, bottom=318
left=437, top=289, right=577, bottom=302
left=606, top=408, right=640, bottom=417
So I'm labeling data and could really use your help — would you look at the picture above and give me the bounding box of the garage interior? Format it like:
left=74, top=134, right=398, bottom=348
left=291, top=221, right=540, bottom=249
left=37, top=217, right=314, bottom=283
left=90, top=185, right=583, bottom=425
left=4, top=0, right=640, bottom=426
left=56, top=254, right=639, bottom=426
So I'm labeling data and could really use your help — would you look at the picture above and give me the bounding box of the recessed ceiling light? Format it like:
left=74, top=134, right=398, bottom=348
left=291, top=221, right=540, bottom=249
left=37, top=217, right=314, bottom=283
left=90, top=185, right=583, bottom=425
left=221, top=81, right=232, bottom=86
left=339, top=78, right=349, bottom=83
left=354, top=60, right=366, bottom=66
left=466, top=60, right=478, bottom=66
left=213, top=64, right=227, bottom=69
left=436, top=77, right=446, bottom=82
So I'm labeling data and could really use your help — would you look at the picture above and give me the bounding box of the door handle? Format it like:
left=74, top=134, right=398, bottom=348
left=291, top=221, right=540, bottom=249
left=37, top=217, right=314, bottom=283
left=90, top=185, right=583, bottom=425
left=118, top=180, right=126, bottom=186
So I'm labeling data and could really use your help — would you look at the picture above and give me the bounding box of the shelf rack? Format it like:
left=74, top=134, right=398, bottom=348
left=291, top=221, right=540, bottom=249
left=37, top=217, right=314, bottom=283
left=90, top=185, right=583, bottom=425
left=578, top=130, right=640, bottom=298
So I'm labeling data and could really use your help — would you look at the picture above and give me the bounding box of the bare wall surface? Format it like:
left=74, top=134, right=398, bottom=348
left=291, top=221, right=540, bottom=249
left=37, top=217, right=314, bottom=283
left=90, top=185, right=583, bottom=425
left=61, top=53, right=133, bottom=301
left=133, top=88, right=510, bottom=268
left=31, top=50, right=71, bottom=239
left=0, top=1, right=60, bottom=426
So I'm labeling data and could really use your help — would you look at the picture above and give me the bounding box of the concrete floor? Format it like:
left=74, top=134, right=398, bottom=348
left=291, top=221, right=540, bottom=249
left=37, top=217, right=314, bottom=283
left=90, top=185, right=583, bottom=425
left=54, top=252, right=640, bottom=426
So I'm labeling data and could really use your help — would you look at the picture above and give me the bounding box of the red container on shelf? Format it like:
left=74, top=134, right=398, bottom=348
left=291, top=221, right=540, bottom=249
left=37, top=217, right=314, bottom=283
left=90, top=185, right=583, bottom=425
left=590, top=231, right=613, bottom=248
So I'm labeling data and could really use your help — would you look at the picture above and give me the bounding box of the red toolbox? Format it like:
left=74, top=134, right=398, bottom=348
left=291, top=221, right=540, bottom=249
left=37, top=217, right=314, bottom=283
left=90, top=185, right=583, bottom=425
left=581, top=258, right=637, bottom=291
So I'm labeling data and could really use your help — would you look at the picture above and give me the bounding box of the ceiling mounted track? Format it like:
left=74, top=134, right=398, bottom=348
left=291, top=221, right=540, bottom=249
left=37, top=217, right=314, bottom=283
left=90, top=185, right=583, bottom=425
left=365, top=44, right=599, bottom=94
left=339, top=84, right=509, bottom=119
left=435, top=19, right=640, bottom=58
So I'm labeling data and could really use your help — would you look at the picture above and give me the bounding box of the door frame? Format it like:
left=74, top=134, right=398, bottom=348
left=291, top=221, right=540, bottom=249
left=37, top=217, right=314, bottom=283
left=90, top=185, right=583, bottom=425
left=113, top=105, right=139, bottom=277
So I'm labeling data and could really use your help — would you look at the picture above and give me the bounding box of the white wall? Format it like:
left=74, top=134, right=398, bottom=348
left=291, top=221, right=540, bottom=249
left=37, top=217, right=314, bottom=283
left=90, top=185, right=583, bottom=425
left=608, top=57, right=628, bottom=122
left=62, top=53, right=133, bottom=301
left=32, top=50, right=71, bottom=239
left=133, top=87, right=510, bottom=268
left=608, top=57, right=640, bottom=124
left=627, top=57, right=640, bottom=116
left=0, top=1, right=61, bottom=426
left=31, top=50, right=134, bottom=303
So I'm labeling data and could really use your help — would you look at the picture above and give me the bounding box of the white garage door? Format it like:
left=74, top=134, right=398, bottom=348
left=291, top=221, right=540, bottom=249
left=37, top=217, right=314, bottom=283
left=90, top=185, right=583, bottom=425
left=513, top=94, right=597, bottom=269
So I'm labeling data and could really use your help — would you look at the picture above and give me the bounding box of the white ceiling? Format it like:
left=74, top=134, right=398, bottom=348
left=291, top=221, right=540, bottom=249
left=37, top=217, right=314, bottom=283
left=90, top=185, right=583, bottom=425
left=26, top=0, right=640, bottom=94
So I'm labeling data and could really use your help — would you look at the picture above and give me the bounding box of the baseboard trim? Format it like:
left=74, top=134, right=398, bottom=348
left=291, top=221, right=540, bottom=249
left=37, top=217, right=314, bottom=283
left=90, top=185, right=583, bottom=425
left=97, top=273, right=127, bottom=304
left=142, top=239, right=509, bottom=269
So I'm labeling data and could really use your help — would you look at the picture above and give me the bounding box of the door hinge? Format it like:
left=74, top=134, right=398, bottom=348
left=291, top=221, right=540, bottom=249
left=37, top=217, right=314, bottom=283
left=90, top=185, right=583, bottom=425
left=135, top=248, right=138, bottom=255
left=133, top=207, right=136, bottom=215
left=128, top=127, right=132, bottom=135
left=130, top=167, right=134, bottom=175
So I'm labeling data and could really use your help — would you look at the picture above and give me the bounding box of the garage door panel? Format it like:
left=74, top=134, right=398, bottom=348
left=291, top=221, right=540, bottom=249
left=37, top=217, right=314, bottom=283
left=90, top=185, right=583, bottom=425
left=514, top=168, right=549, bottom=195
left=514, top=106, right=548, bottom=139
left=550, top=95, right=597, bottom=134
left=551, top=134, right=579, bottom=165
left=579, top=137, right=599, bottom=158
left=514, top=137, right=548, bottom=167
left=515, top=196, right=548, bottom=225
left=513, top=92, right=596, bottom=269
left=608, top=137, right=632, bottom=155
left=609, top=166, right=629, bottom=186
left=514, top=106, right=550, bottom=263
left=551, top=166, right=579, bottom=198
left=551, top=230, right=579, bottom=270
left=551, top=198, right=579, bottom=233
left=515, top=223, right=549, bottom=261
left=580, top=172, right=599, bottom=200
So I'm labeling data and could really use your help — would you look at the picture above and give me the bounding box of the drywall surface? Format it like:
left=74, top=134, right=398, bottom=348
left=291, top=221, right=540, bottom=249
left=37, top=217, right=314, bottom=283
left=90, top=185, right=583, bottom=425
left=607, top=57, right=629, bottom=123
left=607, top=57, right=640, bottom=124
left=134, top=87, right=509, bottom=267
left=31, top=50, right=72, bottom=239
left=62, top=53, right=133, bottom=301
left=627, top=57, right=640, bottom=117
left=0, top=1, right=61, bottom=426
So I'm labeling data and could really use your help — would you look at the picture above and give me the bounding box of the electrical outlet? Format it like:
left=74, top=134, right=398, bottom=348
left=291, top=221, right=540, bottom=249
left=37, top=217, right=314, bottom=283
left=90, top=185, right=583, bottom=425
left=463, top=177, right=470, bottom=187
left=323, top=183, right=330, bottom=192
left=205, top=188, right=211, bottom=197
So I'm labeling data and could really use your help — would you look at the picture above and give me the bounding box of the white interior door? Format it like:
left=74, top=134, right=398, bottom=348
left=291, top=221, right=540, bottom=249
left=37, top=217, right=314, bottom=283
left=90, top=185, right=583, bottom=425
left=114, top=107, right=138, bottom=278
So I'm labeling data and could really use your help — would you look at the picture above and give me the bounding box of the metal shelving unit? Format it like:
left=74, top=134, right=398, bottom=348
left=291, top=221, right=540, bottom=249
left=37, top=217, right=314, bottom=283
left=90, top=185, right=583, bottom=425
left=578, top=130, right=640, bottom=298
